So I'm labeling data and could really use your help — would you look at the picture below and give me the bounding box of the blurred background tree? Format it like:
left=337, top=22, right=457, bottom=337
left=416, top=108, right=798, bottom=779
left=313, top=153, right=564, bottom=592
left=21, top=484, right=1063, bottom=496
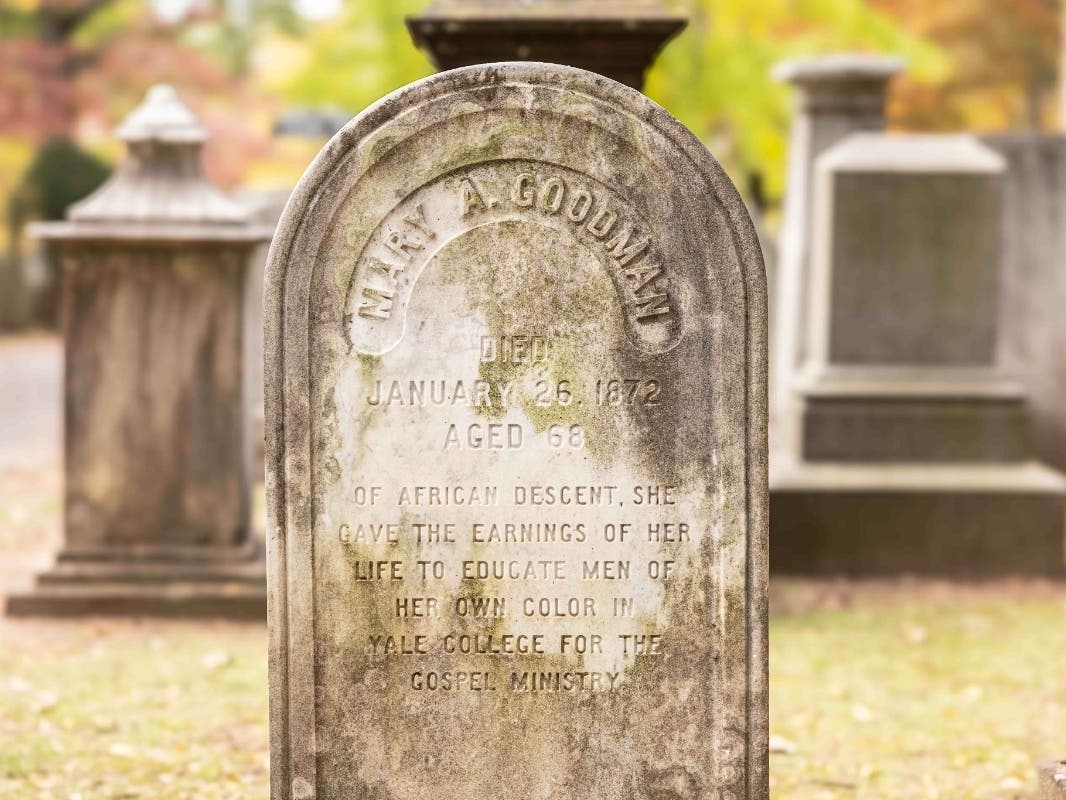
left=646, top=0, right=945, bottom=208
left=872, top=0, right=1060, bottom=131
left=0, top=0, right=1062, bottom=242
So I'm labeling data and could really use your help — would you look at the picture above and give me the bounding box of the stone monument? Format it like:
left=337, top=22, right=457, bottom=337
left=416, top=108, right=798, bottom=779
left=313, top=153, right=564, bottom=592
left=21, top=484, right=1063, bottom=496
left=771, top=54, right=903, bottom=440
left=5, top=85, right=271, bottom=617
left=772, top=133, right=1066, bottom=574
left=407, top=0, right=687, bottom=90
left=265, top=64, right=768, bottom=800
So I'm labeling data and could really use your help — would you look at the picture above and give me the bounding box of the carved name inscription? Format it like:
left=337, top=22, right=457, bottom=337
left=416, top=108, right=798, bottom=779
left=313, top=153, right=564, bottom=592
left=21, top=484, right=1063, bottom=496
left=345, top=162, right=682, bottom=356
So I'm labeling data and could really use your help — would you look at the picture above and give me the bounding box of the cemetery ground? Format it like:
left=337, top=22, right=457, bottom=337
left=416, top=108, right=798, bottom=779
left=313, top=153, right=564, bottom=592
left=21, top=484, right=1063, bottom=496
left=1, top=335, right=1065, bottom=800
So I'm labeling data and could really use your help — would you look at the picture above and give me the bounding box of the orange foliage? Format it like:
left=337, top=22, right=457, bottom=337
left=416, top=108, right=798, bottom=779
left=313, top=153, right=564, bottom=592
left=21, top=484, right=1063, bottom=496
left=873, top=0, right=1061, bottom=131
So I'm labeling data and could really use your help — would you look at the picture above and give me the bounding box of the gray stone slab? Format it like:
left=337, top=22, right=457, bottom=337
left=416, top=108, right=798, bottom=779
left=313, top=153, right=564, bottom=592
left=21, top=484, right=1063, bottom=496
left=265, top=63, right=768, bottom=800
left=812, top=134, right=1004, bottom=367
left=771, top=459, right=1066, bottom=575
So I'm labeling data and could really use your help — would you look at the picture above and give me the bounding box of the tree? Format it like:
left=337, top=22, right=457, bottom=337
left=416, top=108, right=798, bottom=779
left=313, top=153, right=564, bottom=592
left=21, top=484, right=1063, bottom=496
left=871, top=0, right=1060, bottom=132
left=277, top=0, right=432, bottom=116
left=645, top=0, right=943, bottom=206
left=276, top=0, right=936, bottom=209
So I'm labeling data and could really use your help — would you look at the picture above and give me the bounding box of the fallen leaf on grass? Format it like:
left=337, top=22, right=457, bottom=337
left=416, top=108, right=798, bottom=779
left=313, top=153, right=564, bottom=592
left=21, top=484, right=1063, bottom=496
left=769, top=734, right=797, bottom=754
left=904, top=625, right=928, bottom=645
left=32, top=690, right=58, bottom=714
left=201, top=651, right=232, bottom=672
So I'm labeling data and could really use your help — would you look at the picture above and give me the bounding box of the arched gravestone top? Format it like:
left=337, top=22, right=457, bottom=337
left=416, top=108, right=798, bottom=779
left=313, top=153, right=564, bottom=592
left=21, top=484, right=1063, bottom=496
left=265, top=63, right=767, bottom=800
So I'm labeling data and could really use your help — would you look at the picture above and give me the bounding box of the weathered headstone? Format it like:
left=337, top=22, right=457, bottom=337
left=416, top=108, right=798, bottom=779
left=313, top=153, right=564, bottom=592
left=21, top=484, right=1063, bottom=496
left=771, top=54, right=902, bottom=444
left=5, top=85, right=272, bottom=617
left=266, top=64, right=768, bottom=800
left=407, top=0, right=687, bottom=90
left=772, top=133, right=1066, bottom=574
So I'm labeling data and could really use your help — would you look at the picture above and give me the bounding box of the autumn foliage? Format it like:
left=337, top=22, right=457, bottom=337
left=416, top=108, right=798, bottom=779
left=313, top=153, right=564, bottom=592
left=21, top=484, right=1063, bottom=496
left=0, top=0, right=1062, bottom=222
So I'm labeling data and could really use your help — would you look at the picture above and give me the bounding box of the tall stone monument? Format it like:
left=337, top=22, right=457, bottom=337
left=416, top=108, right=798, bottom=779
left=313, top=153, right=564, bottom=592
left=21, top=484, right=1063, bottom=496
left=5, top=86, right=271, bottom=617
left=772, top=133, right=1066, bottom=574
left=771, top=54, right=903, bottom=440
left=407, top=0, right=687, bottom=90
left=266, top=64, right=768, bottom=800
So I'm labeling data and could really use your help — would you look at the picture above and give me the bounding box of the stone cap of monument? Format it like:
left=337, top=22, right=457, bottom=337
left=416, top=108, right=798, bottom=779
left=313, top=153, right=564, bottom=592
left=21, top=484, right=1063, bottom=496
left=794, top=365, right=1025, bottom=400
left=113, top=83, right=208, bottom=144
left=819, top=133, right=1006, bottom=175
left=412, top=0, right=686, bottom=21
left=406, top=1, right=687, bottom=89
left=774, top=53, right=904, bottom=115
left=773, top=52, right=905, bottom=86
left=34, top=85, right=273, bottom=244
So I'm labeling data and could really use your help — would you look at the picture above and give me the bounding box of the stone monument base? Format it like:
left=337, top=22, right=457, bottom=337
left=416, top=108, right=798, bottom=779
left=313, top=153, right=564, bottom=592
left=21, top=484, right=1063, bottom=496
left=770, top=459, right=1066, bottom=575
left=5, top=542, right=266, bottom=619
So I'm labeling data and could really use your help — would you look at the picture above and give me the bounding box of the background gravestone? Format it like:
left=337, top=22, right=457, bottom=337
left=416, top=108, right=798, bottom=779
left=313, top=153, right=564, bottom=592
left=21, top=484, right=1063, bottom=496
left=772, top=132, right=1066, bottom=574
left=407, top=0, right=687, bottom=90
left=770, top=54, right=903, bottom=447
left=266, top=64, right=767, bottom=800
left=5, top=85, right=271, bottom=618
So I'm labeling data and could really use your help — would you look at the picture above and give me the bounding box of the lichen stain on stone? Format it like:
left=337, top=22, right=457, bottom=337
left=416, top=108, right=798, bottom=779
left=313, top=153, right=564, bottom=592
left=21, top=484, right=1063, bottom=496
left=432, top=219, right=627, bottom=463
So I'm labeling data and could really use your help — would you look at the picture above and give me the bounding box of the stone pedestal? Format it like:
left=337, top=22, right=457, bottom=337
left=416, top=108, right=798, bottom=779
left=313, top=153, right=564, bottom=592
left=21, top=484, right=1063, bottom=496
left=771, top=54, right=902, bottom=443
left=771, top=133, right=1066, bottom=575
left=5, top=86, right=272, bottom=617
left=406, top=0, right=687, bottom=90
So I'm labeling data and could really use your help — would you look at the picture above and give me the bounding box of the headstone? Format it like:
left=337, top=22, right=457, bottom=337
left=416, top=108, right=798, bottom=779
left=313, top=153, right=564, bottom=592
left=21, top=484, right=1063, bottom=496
left=266, top=63, right=768, bottom=800
left=407, top=0, right=687, bottom=90
left=771, top=54, right=902, bottom=446
left=5, top=85, right=272, bottom=618
left=1040, top=760, right=1066, bottom=800
left=771, top=132, right=1066, bottom=574
left=982, top=135, right=1066, bottom=475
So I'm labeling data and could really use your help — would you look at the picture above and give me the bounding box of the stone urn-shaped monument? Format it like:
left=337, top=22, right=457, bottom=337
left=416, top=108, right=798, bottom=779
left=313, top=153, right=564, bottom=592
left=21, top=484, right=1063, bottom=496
left=6, top=85, right=272, bottom=618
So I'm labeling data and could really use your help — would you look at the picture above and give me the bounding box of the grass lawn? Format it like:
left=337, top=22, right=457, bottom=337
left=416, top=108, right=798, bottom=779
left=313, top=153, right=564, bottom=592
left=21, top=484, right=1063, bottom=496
left=769, top=580, right=1066, bottom=800
left=2, top=463, right=1065, bottom=799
